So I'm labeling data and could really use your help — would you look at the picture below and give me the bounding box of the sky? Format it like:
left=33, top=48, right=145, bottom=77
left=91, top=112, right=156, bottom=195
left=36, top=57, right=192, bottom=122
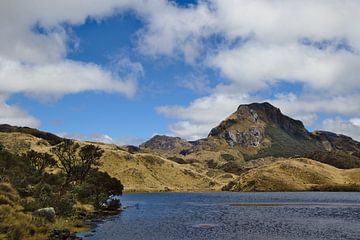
left=1, top=0, right=360, bottom=145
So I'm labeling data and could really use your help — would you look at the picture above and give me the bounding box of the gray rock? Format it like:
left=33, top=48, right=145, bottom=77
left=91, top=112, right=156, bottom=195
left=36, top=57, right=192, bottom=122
left=33, top=207, right=56, bottom=222
left=222, top=128, right=262, bottom=148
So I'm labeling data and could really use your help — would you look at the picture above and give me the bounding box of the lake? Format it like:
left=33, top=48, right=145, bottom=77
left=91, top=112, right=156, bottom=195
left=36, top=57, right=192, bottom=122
left=79, top=192, right=360, bottom=240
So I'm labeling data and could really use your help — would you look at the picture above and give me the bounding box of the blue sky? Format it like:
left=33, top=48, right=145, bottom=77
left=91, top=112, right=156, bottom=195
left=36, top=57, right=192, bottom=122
left=1, top=0, right=360, bottom=144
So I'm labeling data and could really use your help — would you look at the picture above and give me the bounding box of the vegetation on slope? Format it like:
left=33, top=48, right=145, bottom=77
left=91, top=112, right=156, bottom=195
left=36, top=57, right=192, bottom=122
left=0, top=140, right=123, bottom=239
left=306, top=151, right=360, bottom=169
left=244, top=126, right=323, bottom=160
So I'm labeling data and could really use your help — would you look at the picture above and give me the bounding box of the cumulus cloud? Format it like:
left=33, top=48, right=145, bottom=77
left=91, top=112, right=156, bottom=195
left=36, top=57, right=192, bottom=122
left=2, top=0, right=360, bottom=140
left=0, top=58, right=136, bottom=98
left=0, top=0, right=146, bottom=126
left=157, top=93, right=251, bottom=139
left=0, top=101, right=40, bottom=128
left=209, top=42, right=360, bottom=93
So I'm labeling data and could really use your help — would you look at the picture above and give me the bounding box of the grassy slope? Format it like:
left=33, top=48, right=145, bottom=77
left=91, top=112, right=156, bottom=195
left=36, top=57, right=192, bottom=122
left=225, top=158, right=360, bottom=192
left=0, top=132, right=235, bottom=192
left=2, top=131, right=360, bottom=193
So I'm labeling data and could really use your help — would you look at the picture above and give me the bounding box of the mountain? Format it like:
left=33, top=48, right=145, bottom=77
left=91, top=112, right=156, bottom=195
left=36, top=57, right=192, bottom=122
left=142, top=102, right=360, bottom=162
left=206, top=102, right=324, bottom=158
left=1, top=102, right=360, bottom=192
left=140, top=135, right=193, bottom=155
left=141, top=102, right=360, bottom=189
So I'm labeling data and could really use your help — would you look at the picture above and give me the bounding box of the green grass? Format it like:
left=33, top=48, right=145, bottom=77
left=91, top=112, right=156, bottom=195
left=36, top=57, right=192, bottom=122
left=244, top=126, right=323, bottom=160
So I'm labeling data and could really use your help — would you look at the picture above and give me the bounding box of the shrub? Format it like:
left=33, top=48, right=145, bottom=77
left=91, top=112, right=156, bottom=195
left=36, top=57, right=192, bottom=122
left=74, top=170, right=123, bottom=208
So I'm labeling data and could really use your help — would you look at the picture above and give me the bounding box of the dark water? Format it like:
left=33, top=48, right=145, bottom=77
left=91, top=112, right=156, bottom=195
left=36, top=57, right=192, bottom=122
left=79, top=192, right=360, bottom=240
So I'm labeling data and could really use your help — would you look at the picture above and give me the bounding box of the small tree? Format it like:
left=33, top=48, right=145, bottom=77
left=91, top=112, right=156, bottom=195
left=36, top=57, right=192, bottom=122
left=51, top=140, right=79, bottom=184
left=51, top=140, right=104, bottom=184
left=24, top=150, right=57, bottom=173
left=77, top=144, right=104, bottom=182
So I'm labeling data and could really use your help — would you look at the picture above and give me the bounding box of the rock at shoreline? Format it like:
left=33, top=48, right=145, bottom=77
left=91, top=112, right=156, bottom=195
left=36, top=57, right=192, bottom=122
left=49, top=229, right=81, bottom=240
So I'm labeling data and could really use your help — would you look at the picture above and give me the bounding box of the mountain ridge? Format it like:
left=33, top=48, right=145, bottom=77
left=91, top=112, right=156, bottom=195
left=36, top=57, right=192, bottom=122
left=1, top=102, right=360, bottom=192
left=141, top=102, right=359, bottom=160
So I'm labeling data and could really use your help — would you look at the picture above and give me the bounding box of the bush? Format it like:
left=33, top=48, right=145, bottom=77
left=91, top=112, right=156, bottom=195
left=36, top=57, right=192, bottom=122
left=51, top=193, right=75, bottom=217
left=0, top=182, right=44, bottom=240
left=74, top=170, right=123, bottom=208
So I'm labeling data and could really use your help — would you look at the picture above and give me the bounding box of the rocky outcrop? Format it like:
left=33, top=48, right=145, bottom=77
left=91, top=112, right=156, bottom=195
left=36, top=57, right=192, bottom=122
left=219, top=128, right=262, bottom=147
left=312, top=131, right=360, bottom=153
left=140, top=135, right=193, bottom=154
left=246, top=102, right=310, bottom=139
left=209, top=102, right=311, bottom=148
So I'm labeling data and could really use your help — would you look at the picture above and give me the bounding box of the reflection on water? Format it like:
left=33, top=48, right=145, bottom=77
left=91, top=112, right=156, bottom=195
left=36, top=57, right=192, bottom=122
left=79, top=192, right=360, bottom=240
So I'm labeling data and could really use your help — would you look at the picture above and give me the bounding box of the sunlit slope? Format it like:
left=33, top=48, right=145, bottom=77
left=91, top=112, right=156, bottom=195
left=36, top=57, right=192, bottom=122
left=0, top=131, right=235, bottom=192
left=224, top=158, right=360, bottom=192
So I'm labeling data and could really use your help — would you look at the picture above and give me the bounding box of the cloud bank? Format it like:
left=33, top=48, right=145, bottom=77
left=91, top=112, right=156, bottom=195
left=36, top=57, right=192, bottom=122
left=1, top=0, right=360, bottom=141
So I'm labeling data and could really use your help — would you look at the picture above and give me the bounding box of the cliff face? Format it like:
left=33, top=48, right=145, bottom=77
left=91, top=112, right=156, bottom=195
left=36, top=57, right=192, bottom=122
left=312, top=130, right=360, bottom=155
left=208, top=102, right=311, bottom=148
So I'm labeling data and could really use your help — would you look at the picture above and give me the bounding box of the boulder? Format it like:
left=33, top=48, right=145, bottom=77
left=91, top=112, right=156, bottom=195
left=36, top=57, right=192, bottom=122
left=33, top=207, right=56, bottom=222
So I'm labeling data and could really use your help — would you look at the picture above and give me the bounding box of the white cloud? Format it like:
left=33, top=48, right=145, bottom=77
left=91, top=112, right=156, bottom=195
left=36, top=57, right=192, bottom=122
left=135, top=0, right=215, bottom=63
left=59, top=132, right=145, bottom=146
left=209, top=42, right=360, bottom=93
left=157, top=92, right=251, bottom=139
left=350, top=118, right=360, bottom=127
left=0, top=0, right=147, bottom=126
left=0, top=101, right=40, bottom=128
left=2, top=0, right=360, bottom=140
left=0, top=57, right=136, bottom=98
left=134, top=0, right=360, bottom=62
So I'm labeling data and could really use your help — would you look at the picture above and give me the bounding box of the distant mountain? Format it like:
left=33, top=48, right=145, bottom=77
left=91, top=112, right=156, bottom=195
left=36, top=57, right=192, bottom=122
left=140, top=135, right=192, bottom=155
left=141, top=102, right=360, bottom=170
left=140, top=102, right=360, bottom=192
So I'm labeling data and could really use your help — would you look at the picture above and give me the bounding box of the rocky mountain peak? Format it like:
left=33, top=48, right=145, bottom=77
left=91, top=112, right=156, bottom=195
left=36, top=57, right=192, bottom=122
left=209, top=102, right=310, bottom=147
